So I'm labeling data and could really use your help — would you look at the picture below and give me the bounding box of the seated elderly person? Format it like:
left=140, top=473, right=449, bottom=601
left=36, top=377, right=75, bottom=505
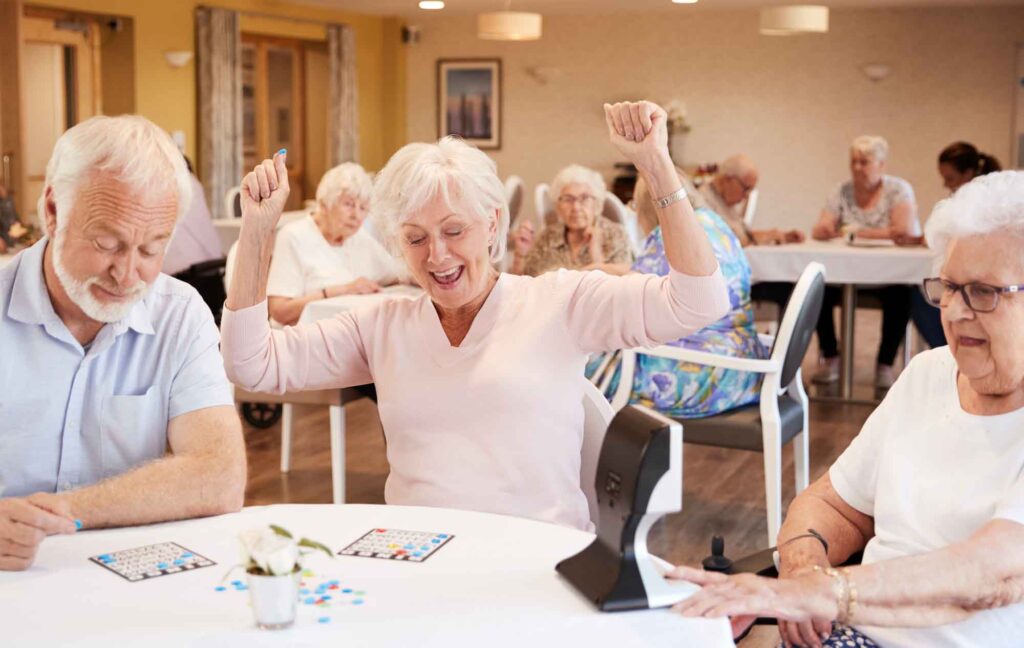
left=267, top=162, right=402, bottom=326
left=811, top=135, right=921, bottom=389
left=221, top=101, right=730, bottom=531
left=510, top=164, right=634, bottom=276
left=588, top=172, right=767, bottom=417
left=672, top=171, right=1024, bottom=648
left=699, top=154, right=804, bottom=247
left=0, top=116, right=246, bottom=571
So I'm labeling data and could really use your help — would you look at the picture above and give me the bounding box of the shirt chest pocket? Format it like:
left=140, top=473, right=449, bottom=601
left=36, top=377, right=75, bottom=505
left=100, top=386, right=167, bottom=478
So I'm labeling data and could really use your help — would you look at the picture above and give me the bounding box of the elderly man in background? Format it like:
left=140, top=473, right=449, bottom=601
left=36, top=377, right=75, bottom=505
left=699, top=154, right=804, bottom=247
left=0, top=115, right=246, bottom=571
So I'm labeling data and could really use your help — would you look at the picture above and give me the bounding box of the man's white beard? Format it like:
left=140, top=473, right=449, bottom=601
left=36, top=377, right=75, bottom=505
left=52, top=230, right=149, bottom=323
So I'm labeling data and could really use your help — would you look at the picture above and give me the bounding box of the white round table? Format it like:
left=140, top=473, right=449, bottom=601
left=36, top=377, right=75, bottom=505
left=0, top=504, right=734, bottom=647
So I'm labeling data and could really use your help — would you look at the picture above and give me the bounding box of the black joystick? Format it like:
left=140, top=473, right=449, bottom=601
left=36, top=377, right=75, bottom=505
left=702, top=535, right=733, bottom=573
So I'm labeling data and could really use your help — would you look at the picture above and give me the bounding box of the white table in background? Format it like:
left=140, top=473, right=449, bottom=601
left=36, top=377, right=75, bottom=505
left=745, top=239, right=937, bottom=401
left=0, top=504, right=733, bottom=647
left=298, top=284, right=423, bottom=325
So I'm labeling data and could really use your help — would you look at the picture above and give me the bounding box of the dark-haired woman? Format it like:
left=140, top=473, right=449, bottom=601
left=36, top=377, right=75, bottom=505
left=908, top=143, right=1003, bottom=348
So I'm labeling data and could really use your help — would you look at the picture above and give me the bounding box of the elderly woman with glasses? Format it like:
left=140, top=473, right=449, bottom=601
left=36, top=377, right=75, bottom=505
left=510, top=164, right=634, bottom=276
left=221, top=101, right=729, bottom=531
left=810, top=135, right=923, bottom=389
left=670, top=171, right=1024, bottom=648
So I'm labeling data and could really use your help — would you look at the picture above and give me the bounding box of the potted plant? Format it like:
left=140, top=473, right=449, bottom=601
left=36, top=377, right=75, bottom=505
left=236, top=524, right=332, bottom=629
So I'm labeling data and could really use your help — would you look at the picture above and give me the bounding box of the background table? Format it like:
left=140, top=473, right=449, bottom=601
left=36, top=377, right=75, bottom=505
left=212, top=209, right=308, bottom=256
left=745, top=240, right=938, bottom=400
left=0, top=504, right=734, bottom=647
left=298, top=284, right=423, bottom=325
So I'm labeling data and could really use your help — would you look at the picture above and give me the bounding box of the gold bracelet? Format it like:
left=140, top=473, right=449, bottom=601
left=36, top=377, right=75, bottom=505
left=842, top=567, right=857, bottom=624
left=813, top=565, right=850, bottom=623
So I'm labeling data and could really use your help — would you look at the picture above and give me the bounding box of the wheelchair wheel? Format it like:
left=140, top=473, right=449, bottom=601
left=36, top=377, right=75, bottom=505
left=241, top=402, right=283, bottom=429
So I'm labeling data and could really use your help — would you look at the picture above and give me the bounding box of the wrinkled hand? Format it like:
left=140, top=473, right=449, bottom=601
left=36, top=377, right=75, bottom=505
left=0, top=496, right=77, bottom=571
left=893, top=233, right=924, bottom=247
left=785, top=229, right=806, bottom=244
left=777, top=564, right=835, bottom=648
left=667, top=565, right=836, bottom=638
left=585, top=220, right=604, bottom=261
left=240, top=150, right=290, bottom=233
left=342, top=277, right=381, bottom=295
left=603, top=101, right=670, bottom=174
left=511, top=221, right=535, bottom=258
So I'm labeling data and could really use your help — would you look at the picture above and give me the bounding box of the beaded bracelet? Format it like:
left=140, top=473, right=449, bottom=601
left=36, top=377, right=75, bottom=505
left=813, top=565, right=851, bottom=623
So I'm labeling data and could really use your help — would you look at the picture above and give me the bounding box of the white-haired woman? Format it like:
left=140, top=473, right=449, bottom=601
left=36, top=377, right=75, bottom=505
left=811, top=135, right=922, bottom=388
left=266, top=162, right=402, bottom=326
left=221, top=102, right=729, bottom=531
left=672, top=171, right=1024, bottom=648
left=512, top=164, right=634, bottom=276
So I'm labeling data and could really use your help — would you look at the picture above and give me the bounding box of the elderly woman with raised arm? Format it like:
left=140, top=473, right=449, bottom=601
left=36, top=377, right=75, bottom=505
left=671, top=171, right=1024, bottom=648
left=220, top=101, right=729, bottom=531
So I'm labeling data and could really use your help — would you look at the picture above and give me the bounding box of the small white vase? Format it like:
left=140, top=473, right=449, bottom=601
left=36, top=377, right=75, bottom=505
left=247, top=571, right=300, bottom=630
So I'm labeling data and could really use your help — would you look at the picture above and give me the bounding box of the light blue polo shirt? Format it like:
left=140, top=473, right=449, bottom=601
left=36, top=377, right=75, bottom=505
left=0, top=239, right=234, bottom=498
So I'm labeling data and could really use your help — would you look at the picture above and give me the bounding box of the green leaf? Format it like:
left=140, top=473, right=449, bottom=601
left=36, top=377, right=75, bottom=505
left=298, top=537, right=333, bottom=558
left=269, top=524, right=293, bottom=539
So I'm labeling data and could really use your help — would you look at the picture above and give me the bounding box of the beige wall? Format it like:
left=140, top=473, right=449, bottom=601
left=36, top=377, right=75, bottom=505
left=405, top=7, right=1024, bottom=230
left=99, top=17, right=135, bottom=116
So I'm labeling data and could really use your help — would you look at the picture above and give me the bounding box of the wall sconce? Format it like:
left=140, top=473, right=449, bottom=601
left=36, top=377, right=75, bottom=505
left=861, top=63, right=892, bottom=82
left=164, top=51, right=194, bottom=68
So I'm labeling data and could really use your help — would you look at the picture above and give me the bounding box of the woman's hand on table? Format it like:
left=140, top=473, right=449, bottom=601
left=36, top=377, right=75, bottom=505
left=777, top=563, right=837, bottom=648
left=667, top=565, right=838, bottom=646
left=892, top=233, right=925, bottom=247
left=603, top=101, right=671, bottom=176
left=240, top=150, right=290, bottom=236
left=329, top=277, right=381, bottom=297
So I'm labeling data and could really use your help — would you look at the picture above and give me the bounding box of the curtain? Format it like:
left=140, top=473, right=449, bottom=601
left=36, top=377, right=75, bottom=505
left=196, top=7, right=242, bottom=218
left=327, top=24, right=358, bottom=165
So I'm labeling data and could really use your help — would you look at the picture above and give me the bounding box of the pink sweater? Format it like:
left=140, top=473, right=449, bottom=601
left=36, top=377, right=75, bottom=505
left=221, top=268, right=729, bottom=530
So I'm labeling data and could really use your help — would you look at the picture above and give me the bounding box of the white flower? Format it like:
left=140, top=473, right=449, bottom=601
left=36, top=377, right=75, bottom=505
left=239, top=527, right=300, bottom=576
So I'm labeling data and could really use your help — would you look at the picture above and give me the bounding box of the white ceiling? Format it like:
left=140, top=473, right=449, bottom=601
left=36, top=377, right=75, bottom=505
left=291, top=0, right=1021, bottom=18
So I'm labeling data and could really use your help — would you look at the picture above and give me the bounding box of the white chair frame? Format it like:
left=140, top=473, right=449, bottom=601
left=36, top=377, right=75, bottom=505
left=600, top=262, right=825, bottom=546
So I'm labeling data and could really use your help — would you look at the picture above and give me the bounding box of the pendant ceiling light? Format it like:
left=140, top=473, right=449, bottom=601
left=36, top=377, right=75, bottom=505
left=478, top=2, right=542, bottom=41
left=759, top=5, right=829, bottom=36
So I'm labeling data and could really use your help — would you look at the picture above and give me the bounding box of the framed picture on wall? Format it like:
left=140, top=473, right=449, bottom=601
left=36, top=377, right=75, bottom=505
left=437, top=59, right=501, bottom=149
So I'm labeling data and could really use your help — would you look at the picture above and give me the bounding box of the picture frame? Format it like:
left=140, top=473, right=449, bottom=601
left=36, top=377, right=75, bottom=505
left=437, top=59, right=501, bottom=150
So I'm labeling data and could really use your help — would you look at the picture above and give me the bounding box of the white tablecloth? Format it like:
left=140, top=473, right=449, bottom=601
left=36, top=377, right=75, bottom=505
left=745, top=239, right=938, bottom=285
left=212, top=210, right=309, bottom=256
left=0, top=504, right=734, bottom=647
left=298, top=285, right=423, bottom=325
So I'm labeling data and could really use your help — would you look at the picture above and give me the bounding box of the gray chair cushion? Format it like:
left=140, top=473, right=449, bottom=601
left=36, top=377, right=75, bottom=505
left=673, top=396, right=804, bottom=452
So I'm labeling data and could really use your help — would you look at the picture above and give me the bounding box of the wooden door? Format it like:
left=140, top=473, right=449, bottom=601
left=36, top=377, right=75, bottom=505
left=20, top=13, right=102, bottom=216
left=242, top=35, right=306, bottom=210
left=0, top=0, right=25, bottom=220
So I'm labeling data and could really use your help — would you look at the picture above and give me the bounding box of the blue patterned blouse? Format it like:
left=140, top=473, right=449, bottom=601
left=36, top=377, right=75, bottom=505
left=587, top=207, right=768, bottom=418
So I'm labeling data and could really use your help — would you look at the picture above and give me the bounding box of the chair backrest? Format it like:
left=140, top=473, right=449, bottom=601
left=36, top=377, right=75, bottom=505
left=534, top=183, right=554, bottom=228
left=601, top=192, right=626, bottom=224
left=505, top=175, right=524, bottom=225
left=742, top=188, right=759, bottom=228
left=581, top=379, right=615, bottom=527
left=769, top=262, right=826, bottom=389
left=224, top=186, right=242, bottom=220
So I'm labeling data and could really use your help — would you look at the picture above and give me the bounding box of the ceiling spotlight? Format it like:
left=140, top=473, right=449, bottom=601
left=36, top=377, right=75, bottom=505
left=419, top=1, right=445, bottom=9
left=760, top=5, right=829, bottom=35
left=671, top=0, right=699, bottom=4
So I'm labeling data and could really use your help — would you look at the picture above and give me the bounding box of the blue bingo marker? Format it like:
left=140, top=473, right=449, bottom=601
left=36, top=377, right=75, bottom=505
left=74, top=519, right=82, bottom=531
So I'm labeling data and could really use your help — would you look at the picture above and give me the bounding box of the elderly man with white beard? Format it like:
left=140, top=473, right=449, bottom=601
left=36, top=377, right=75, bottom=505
left=0, top=115, right=246, bottom=571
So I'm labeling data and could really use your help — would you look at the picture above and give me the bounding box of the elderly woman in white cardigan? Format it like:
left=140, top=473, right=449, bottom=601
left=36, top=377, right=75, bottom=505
left=672, top=171, right=1024, bottom=648
left=220, top=101, right=729, bottom=531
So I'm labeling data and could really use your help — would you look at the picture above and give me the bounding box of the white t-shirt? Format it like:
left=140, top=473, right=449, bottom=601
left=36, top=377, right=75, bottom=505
left=266, top=215, right=403, bottom=299
left=830, top=348, right=1024, bottom=647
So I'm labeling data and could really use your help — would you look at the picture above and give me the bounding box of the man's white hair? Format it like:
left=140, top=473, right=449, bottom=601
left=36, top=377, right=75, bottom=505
left=371, top=136, right=509, bottom=263
left=550, top=164, right=606, bottom=207
left=38, top=114, right=192, bottom=231
left=925, top=171, right=1024, bottom=263
left=316, top=162, right=373, bottom=206
left=851, top=135, right=889, bottom=163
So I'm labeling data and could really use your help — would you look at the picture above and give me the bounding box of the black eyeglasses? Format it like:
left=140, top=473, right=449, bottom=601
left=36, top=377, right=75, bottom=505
left=922, top=277, right=1024, bottom=313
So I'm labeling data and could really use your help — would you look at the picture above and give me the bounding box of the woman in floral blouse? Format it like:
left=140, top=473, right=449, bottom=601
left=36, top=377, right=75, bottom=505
left=588, top=173, right=767, bottom=418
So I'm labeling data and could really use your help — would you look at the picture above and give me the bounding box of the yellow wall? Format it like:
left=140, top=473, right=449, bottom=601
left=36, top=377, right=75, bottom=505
left=29, top=0, right=406, bottom=171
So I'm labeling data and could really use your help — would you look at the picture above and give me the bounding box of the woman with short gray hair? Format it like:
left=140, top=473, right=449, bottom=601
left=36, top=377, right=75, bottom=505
left=221, top=101, right=729, bottom=531
left=513, top=163, right=634, bottom=276
left=810, top=135, right=921, bottom=388
left=671, top=170, right=1024, bottom=648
